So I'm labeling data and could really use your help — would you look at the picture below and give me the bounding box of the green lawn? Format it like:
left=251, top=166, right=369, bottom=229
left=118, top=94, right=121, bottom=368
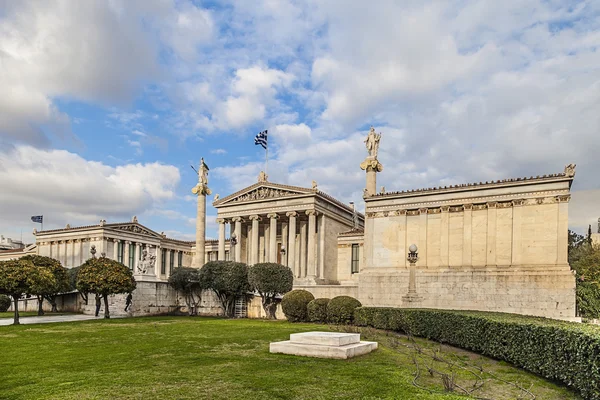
left=0, top=317, right=579, bottom=400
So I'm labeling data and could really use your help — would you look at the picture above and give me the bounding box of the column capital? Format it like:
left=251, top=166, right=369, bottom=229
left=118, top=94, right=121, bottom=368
left=216, top=218, right=226, bottom=224
left=556, top=194, right=571, bottom=203
left=249, top=215, right=261, bottom=221
left=418, top=208, right=428, bottom=215
left=267, top=213, right=279, bottom=219
left=112, top=238, right=120, bottom=242
left=486, top=201, right=498, bottom=209
left=512, top=199, right=525, bottom=207
left=463, top=203, right=473, bottom=211
left=125, top=241, right=132, bottom=245
left=441, top=205, right=450, bottom=212
left=231, top=216, right=243, bottom=223
left=286, top=211, right=298, bottom=218
left=305, top=210, right=317, bottom=217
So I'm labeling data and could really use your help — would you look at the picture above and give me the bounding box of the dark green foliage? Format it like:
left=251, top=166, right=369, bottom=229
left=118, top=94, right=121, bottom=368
left=199, top=261, right=250, bottom=317
left=354, top=307, right=600, bottom=400
left=281, top=289, right=314, bottom=322
left=21, top=255, right=70, bottom=314
left=248, top=263, right=293, bottom=319
left=0, top=259, right=56, bottom=324
left=327, top=296, right=361, bottom=324
left=76, top=257, right=136, bottom=319
left=571, top=244, right=600, bottom=318
left=577, top=281, right=600, bottom=319
left=0, top=294, right=11, bottom=312
left=168, top=267, right=205, bottom=315
left=307, top=298, right=329, bottom=323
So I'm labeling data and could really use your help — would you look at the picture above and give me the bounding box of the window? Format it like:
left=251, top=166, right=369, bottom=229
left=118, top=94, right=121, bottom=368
left=117, top=242, right=124, bottom=263
left=169, top=251, right=175, bottom=274
left=161, top=249, right=166, bottom=274
left=178, top=251, right=183, bottom=268
left=129, top=243, right=136, bottom=269
left=351, top=244, right=360, bottom=274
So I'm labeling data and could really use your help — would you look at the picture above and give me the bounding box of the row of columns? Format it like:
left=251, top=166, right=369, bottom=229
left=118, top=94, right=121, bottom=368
left=216, top=210, right=321, bottom=280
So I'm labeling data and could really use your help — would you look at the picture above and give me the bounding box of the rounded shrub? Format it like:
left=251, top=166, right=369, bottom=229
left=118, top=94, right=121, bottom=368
left=307, top=298, right=330, bottom=323
left=0, top=294, right=11, bottom=312
left=327, top=296, right=362, bottom=324
left=281, top=289, right=315, bottom=322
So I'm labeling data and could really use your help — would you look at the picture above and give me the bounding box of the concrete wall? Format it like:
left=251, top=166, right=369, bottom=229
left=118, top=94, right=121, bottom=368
left=294, top=284, right=358, bottom=300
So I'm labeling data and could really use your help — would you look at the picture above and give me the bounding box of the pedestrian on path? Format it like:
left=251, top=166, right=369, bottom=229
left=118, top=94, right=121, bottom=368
left=124, top=293, right=132, bottom=312
left=95, top=294, right=102, bottom=317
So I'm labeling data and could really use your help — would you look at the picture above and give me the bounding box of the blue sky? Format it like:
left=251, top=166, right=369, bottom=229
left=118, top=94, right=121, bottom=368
left=1, top=0, right=599, bottom=243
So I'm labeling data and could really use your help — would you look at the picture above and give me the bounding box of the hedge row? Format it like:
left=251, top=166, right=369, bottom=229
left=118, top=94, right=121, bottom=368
left=354, top=307, right=600, bottom=400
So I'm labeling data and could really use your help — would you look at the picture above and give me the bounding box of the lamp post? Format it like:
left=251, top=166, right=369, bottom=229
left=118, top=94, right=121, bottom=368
left=403, top=244, right=422, bottom=303
left=230, top=233, right=237, bottom=262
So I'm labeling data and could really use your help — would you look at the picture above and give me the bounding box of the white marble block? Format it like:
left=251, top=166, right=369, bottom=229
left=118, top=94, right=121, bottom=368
left=270, top=331, right=377, bottom=359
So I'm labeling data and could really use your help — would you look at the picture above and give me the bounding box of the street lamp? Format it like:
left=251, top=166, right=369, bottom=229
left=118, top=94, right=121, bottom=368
left=403, top=244, right=422, bottom=303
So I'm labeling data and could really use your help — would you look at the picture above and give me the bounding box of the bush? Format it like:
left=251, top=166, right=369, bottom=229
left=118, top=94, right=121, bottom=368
left=281, top=290, right=314, bottom=322
left=354, top=307, right=600, bottom=400
left=307, top=298, right=329, bottom=323
left=0, top=295, right=11, bottom=312
left=248, top=263, right=294, bottom=319
left=327, top=296, right=361, bottom=324
left=577, top=281, right=600, bottom=319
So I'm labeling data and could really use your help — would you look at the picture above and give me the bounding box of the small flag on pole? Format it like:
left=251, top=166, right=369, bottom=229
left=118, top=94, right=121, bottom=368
left=31, top=215, right=43, bottom=224
left=254, top=130, right=268, bottom=149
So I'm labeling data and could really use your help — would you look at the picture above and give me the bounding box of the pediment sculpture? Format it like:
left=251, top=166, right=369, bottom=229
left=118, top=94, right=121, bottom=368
left=231, top=187, right=301, bottom=203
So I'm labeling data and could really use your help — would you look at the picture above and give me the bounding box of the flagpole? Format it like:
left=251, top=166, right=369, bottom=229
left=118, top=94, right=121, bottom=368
left=265, top=140, right=268, bottom=176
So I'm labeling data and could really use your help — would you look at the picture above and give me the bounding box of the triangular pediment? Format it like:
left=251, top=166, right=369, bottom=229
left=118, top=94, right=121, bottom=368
left=214, top=182, right=314, bottom=206
left=104, top=223, right=164, bottom=238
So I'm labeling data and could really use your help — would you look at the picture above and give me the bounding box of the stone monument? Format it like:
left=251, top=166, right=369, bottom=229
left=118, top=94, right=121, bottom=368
left=360, top=127, right=383, bottom=196
left=270, top=331, right=377, bottom=359
left=192, top=158, right=211, bottom=268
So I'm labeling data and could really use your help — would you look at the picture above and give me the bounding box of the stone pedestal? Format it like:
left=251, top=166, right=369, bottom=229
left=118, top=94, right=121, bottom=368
left=270, top=331, right=377, bottom=359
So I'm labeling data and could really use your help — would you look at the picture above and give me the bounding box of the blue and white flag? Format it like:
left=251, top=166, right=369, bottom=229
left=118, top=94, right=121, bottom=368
left=254, top=130, right=268, bottom=149
left=31, top=215, right=43, bottom=224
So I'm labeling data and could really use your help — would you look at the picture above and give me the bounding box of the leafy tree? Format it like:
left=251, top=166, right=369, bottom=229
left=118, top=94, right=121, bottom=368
left=248, top=263, right=293, bottom=319
left=168, top=267, right=206, bottom=316
left=0, top=295, right=11, bottom=312
left=76, top=257, right=136, bottom=319
left=568, top=229, right=587, bottom=265
left=571, top=244, right=600, bottom=318
left=199, top=261, right=250, bottom=317
left=0, top=259, right=56, bottom=324
left=20, top=255, right=70, bottom=315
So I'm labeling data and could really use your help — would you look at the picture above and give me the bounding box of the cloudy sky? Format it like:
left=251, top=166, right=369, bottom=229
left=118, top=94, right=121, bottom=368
left=1, top=0, right=599, bottom=243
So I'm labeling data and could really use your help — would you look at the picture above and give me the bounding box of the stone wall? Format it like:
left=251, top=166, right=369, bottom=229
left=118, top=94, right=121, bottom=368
left=294, top=284, right=358, bottom=300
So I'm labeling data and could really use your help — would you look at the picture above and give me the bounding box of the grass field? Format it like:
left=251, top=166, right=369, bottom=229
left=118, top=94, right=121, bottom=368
left=0, top=317, right=579, bottom=399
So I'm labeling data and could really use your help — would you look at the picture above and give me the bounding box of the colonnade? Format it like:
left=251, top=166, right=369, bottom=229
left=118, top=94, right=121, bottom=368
left=216, top=210, right=323, bottom=280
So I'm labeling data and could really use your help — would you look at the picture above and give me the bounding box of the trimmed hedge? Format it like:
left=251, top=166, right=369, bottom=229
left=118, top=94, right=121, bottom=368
left=307, top=298, right=330, bottom=323
left=327, top=296, right=361, bottom=324
left=281, top=290, right=314, bottom=322
left=0, top=294, right=11, bottom=312
left=354, top=307, right=600, bottom=400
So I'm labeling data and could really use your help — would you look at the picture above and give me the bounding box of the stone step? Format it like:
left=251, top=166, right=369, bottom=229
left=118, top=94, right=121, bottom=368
left=270, top=340, right=378, bottom=359
left=289, top=332, right=360, bottom=347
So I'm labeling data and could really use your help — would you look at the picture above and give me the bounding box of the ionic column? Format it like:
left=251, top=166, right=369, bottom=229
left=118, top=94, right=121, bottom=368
left=318, top=214, right=325, bottom=279
left=557, top=195, right=570, bottom=264
left=299, top=220, right=307, bottom=277
left=71, top=240, right=77, bottom=267
left=249, top=215, right=260, bottom=265
left=286, top=212, right=297, bottom=272
left=511, top=200, right=523, bottom=265
left=418, top=208, right=428, bottom=267
left=165, top=249, right=172, bottom=277
left=440, top=206, right=450, bottom=267
left=486, top=202, right=497, bottom=266
left=65, top=240, right=72, bottom=267
left=268, top=213, right=278, bottom=262
left=217, top=218, right=226, bottom=260
left=156, top=246, right=162, bottom=275
left=113, top=239, right=119, bottom=261
left=246, top=224, right=252, bottom=264
left=62, top=241, right=68, bottom=266
left=306, top=210, right=317, bottom=279
left=134, top=242, right=141, bottom=272
left=124, top=241, right=131, bottom=268
left=79, top=240, right=84, bottom=265
left=232, top=217, right=242, bottom=262
left=463, top=204, right=473, bottom=267
left=281, top=222, right=289, bottom=266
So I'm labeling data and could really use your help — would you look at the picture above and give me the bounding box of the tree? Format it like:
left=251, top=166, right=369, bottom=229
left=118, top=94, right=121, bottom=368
left=571, top=243, right=600, bottom=318
left=0, top=259, right=56, bottom=325
left=76, top=257, right=136, bottom=319
left=199, top=261, right=250, bottom=317
left=68, top=266, right=88, bottom=304
left=20, top=255, right=70, bottom=315
left=168, top=267, right=205, bottom=316
left=248, top=263, right=293, bottom=319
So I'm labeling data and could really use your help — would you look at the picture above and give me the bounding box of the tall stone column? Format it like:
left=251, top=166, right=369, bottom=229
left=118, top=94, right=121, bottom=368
left=134, top=242, right=141, bottom=272
left=124, top=241, right=131, bottom=269
left=232, top=217, right=242, bottom=262
left=418, top=208, right=428, bottom=267
left=318, top=214, right=325, bottom=279
left=286, top=212, right=297, bottom=272
left=359, top=127, right=384, bottom=197
left=246, top=224, right=252, bottom=264
left=486, top=202, right=497, bottom=266
left=249, top=215, right=260, bottom=265
left=217, top=218, right=226, bottom=260
left=113, top=239, right=119, bottom=261
left=306, top=210, right=317, bottom=280
left=156, top=246, right=162, bottom=276
left=65, top=240, right=72, bottom=268
left=440, top=206, right=450, bottom=267
left=166, top=249, right=172, bottom=277
left=511, top=199, right=524, bottom=266
left=192, top=158, right=211, bottom=268
left=463, top=204, right=473, bottom=267
left=79, top=240, right=84, bottom=265
left=557, top=195, right=570, bottom=264
left=268, top=213, right=278, bottom=262
left=71, top=240, right=77, bottom=267
left=299, top=220, right=308, bottom=278
left=281, top=222, right=288, bottom=266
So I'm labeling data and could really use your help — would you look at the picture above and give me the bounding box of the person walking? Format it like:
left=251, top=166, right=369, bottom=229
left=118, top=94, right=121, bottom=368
left=94, top=294, right=102, bottom=317
left=124, top=293, right=132, bottom=312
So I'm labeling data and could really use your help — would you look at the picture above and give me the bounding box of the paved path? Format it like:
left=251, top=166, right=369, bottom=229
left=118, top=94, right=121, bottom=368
left=0, top=314, right=122, bottom=326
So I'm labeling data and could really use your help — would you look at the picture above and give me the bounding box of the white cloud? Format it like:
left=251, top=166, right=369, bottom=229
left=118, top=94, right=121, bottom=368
left=0, top=146, right=180, bottom=241
left=210, top=149, right=227, bottom=155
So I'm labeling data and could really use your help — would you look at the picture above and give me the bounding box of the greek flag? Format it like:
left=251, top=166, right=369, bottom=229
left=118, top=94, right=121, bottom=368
left=31, top=215, right=43, bottom=223
left=254, top=130, right=268, bottom=149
